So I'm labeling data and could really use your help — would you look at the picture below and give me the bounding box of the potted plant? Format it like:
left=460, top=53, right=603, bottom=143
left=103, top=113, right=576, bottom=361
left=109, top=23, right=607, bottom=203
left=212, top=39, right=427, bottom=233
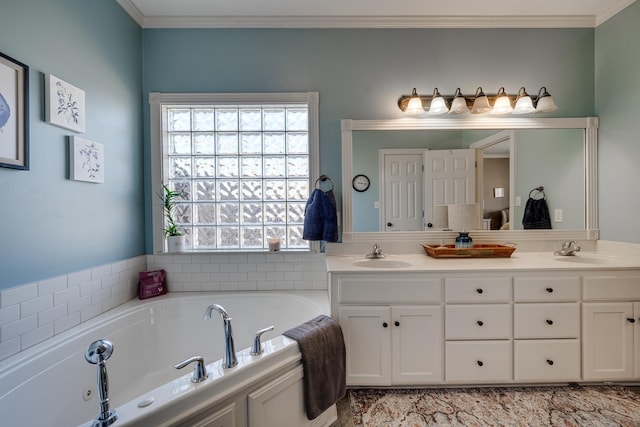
left=159, top=183, right=185, bottom=252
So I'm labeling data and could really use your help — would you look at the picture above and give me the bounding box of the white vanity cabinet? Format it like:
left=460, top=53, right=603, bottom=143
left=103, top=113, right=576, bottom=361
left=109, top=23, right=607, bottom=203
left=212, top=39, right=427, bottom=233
left=444, top=277, right=513, bottom=383
left=331, top=273, right=442, bottom=386
left=513, top=276, right=581, bottom=382
left=582, top=274, right=640, bottom=381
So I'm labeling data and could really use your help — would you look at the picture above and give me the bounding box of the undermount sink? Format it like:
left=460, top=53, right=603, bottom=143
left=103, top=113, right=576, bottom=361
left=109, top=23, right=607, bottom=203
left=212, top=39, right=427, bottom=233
left=352, top=259, right=412, bottom=269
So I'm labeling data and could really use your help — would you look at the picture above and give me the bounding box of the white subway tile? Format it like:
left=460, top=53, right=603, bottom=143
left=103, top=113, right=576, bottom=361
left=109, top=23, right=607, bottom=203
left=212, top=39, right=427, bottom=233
left=239, top=263, right=257, bottom=272
left=257, top=281, right=276, bottom=291
left=183, top=263, right=202, bottom=273
left=2, top=315, right=37, bottom=340
left=37, top=276, right=68, bottom=296
left=238, top=282, right=257, bottom=291
left=53, top=287, right=80, bottom=306
left=202, top=264, right=221, bottom=273
left=220, top=282, right=239, bottom=291
left=1, top=283, right=38, bottom=308
left=101, top=273, right=120, bottom=289
left=229, top=272, right=248, bottom=282
left=0, top=337, right=20, bottom=361
left=54, top=313, right=80, bottom=335
left=275, top=281, right=295, bottom=291
left=284, top=271, right=304, bottom=281
left=68, top=269, right=92, bottom=287
left=81, top=303, right=103, bottom=323
left=68, top=295, right=92, bottom=314
left=275, top=263, right=294, bottom=272
left=266, top=272, right=286, bottom=281
left=91, top=265, right=112, bottom=281
left=21, top=294, right=53, bottom=317
left=0, top=305, right=20, bottom=326
left=80, top=280, right=102, bottom=297
left=210, top=254, right=230, bottom=264
left=191, top=254, right=211, bottom=264
left=202, top=282, right=221, bottom=292
left=91, top=288, right=112, bottom=305
left=172, top=254, right=192, bottom=263
left=248, top=272, right=267, bottom=282
left=182, top=282, right=203, bottom=292
left=228, top=254, right=248, bottom=264
left=247, top=254, right=266, bottom=263
left=162, top=263, right=183, bottom=273
left=21, top=324, right=54, bottom=350
left=257, top=263, right=276, bottom=272
left=111, top=259, right=129, bottom=273
left=220, top=264, right=239, bottom=273
left=192, top=272, right=212, bottom=282
left=38, top=304, right=68, bottom=327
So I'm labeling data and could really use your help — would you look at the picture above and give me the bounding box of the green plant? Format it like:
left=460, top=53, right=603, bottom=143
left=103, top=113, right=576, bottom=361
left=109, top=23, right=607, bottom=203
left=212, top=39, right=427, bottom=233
left=158, top=183, right=184, bottom=237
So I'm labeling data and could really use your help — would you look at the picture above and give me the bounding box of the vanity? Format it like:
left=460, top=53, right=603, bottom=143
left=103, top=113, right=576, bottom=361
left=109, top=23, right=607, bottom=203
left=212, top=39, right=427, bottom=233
left=326, top=251, right=640, bottom=386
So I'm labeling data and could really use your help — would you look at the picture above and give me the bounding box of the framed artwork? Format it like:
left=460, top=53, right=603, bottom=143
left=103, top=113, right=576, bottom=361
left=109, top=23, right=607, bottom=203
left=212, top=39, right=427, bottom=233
left=70, top=136, right=104, bottom=183
left=0, top=51, right=29, bottom=170
left=45, top=74, right=85, bottom=133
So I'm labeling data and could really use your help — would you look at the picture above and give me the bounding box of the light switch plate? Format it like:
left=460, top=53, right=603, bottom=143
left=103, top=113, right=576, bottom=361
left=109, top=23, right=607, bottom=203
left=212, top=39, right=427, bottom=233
left=554, top=209, right=563, bottom=222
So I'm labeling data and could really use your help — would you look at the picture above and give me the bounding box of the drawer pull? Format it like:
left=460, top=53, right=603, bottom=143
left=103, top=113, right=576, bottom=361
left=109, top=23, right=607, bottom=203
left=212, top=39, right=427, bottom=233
left=476, top=288, right=484, bottom=294
left=477, top=320, right=484, bottom=326
left=382, top=322, right=388, bottom=328
left=546, top=359, right=554, bottom=366
left=394, top=321, right=400, bottom=327
left=628, top=318, right=636, bottom=324
left=546, top=287, right=554, bottom=293
left=477, top=360, right=484, bottom=367
left=546, top=319, right=554, bottom=325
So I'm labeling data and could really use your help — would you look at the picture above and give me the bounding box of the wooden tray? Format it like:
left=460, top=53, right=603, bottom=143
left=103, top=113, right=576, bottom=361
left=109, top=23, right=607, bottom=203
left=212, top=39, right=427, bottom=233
left=422, top=244, right=516, bottom=258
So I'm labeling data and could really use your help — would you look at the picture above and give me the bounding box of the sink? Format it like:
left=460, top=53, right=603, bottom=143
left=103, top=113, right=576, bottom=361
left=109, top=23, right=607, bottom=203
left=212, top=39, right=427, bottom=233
left=352, top=259, right=412, bottom=269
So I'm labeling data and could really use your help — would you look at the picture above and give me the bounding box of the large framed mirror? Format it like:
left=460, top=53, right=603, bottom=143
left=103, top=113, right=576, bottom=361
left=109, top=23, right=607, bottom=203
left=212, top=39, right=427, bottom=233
left=341, top=117, right=598, bottom=243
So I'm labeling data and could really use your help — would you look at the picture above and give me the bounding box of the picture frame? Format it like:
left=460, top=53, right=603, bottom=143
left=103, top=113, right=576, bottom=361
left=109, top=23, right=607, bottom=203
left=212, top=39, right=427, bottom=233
left=45, top=74, right=85, bottom=133
left=70, top=136, right=104, bottom=183
left=0, top=51, right=29, bottom=170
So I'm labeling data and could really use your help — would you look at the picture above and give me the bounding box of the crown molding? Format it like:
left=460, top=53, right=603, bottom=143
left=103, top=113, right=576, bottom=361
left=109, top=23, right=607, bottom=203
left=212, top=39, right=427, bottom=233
left=116, top=0, right=144, bottom=26
left=596, top=0, right=636, bottom=25
left=139, top=14, right=599, bottom=29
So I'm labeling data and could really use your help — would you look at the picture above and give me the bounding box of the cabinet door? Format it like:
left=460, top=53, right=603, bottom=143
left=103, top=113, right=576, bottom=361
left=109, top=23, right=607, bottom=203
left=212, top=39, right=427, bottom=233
left=338, top=306, right=391, bottom=386
left=391, top=306, right=443, bottom=384
left=583, top=302, right=634, bottom=380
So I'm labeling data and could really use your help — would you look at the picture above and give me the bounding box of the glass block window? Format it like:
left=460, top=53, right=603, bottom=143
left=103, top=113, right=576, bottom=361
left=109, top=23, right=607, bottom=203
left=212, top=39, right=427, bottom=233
left=156, top=94, right=318, bottom=252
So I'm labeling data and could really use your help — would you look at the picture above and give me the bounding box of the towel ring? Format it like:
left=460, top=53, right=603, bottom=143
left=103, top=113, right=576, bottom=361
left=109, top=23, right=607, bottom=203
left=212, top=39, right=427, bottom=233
left=529, top=186, right=545, bottom=199
left=314, top=175, right=334, bottom=191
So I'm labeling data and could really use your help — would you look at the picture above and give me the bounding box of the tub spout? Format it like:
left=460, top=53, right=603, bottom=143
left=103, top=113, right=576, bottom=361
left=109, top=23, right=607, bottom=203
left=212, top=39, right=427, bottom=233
left=85, top=339, right=118, bottom=427
left=204, top=304, right=238, bottom=369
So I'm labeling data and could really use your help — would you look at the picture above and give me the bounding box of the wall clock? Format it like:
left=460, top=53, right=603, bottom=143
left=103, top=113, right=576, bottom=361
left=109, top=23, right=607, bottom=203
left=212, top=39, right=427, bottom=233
left=352, top=174, right=370, bottom=192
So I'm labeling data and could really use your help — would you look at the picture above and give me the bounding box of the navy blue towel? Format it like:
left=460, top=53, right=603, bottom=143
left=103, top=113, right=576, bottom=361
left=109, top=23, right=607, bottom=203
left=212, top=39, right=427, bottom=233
left=303, top=189, right=338, bottom=242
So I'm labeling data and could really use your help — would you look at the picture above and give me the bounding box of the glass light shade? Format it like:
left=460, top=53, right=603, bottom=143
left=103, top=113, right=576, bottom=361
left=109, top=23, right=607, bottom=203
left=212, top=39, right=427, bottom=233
left=427, top=88, right=449, bottom=115
left=513, top=96, right=535, bottom=114
left=490, top=88, right=513, bottom=114
left=403, top=88, right=424, bottom=114
left=535, top=94, right=559, bottom=113
left=449, top=88, right=469, bottom=115
left=471, top=87, right=491, bottom=114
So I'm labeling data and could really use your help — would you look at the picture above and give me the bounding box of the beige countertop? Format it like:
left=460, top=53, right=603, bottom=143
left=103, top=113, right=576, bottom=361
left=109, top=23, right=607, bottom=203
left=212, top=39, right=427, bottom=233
left=325, top=250, right=640, bottom=273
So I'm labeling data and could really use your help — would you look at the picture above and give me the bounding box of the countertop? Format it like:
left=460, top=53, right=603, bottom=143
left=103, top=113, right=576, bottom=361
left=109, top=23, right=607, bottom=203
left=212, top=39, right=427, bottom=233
left=325, top=251, right=640, bottom=273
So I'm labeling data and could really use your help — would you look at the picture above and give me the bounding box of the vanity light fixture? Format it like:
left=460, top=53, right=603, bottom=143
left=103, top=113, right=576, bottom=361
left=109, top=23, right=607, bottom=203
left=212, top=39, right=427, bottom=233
left=397, top=86, right=558, bottom=115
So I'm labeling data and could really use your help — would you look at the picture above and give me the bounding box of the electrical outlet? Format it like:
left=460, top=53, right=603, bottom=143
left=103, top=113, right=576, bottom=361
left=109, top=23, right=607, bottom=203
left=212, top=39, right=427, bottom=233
left=374, top=201, right=380, bottom=209
left=515, top=196, right=521, bottom=206
left=554, top=209, right=563, bottom=222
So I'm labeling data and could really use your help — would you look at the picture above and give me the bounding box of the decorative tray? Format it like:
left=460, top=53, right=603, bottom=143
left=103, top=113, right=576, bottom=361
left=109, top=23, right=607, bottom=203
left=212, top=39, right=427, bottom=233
left=422, top=244, right=516, bottom=258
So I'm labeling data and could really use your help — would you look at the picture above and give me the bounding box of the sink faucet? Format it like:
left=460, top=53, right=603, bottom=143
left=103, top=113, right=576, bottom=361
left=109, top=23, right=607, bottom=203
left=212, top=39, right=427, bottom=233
left=204, top=304, right=238, bottom=368
left=366, top=243, right=386, bottom=259
left=554, top=241, right=581, bottom=256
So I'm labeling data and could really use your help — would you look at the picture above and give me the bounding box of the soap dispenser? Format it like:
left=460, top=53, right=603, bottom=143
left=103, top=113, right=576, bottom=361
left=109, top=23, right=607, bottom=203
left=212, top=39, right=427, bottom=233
left=455, top=231, right=473, bottom=249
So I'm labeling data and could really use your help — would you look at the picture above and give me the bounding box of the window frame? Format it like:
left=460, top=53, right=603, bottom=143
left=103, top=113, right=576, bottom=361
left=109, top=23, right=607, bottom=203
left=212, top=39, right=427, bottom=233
left=149, top=92, right=320, bottom=254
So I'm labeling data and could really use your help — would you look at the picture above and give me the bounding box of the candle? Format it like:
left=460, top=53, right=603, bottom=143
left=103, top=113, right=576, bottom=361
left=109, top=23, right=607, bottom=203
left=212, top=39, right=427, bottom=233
left=268, top=237, right=281, bottom=251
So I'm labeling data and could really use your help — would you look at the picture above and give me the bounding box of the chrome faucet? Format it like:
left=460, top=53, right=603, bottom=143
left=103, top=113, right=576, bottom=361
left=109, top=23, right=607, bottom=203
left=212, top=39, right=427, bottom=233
left=85, top=340, right=118, bottom=427
left=554, top=241, right=581, bottom=256
left=366, top=243, right=386, bottom=259
left=203, top=304, right=238, bottom=368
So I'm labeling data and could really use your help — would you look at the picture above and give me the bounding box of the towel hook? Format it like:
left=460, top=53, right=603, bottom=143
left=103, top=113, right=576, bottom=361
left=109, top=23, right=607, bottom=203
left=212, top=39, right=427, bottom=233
left=314, top=175, right=334, bottom=191
left=529, top=186, right=545, bottom=199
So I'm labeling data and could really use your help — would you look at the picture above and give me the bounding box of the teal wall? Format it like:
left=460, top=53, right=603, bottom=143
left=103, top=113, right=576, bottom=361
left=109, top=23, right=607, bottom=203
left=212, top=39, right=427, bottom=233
left=142, top=28, right=595, bottom=250
left=596, top=1, right=640, bottom=243
left=0, top=1, right=144, bottom=289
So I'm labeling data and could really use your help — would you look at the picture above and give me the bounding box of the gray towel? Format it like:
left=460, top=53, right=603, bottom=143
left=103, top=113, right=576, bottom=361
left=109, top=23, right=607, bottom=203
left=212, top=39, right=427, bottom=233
left=283, top=315, right=346, bottom=420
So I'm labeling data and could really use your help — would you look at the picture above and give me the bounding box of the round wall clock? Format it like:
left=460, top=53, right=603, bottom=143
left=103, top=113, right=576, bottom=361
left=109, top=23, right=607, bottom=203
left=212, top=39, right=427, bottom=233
left=352, top=174, right=370, bottom=192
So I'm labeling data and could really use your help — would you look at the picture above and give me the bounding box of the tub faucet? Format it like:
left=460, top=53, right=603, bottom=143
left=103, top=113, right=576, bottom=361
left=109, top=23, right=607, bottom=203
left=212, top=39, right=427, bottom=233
left=554, top=240, right=581, bottom=256
left=203, top=304, right=238, bottom=369
left=366, top=243, right=386, bottom=259
left=85, top=339, right=118, bottom=427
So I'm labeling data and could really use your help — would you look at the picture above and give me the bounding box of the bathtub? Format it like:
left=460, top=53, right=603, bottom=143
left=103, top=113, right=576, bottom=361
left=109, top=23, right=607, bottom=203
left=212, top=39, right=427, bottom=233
left=0, top=291, right=337, bottom=427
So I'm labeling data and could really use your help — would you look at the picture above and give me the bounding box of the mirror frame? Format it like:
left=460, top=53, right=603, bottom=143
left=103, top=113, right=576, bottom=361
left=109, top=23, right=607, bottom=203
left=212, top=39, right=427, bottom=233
left=341, top=117, right=598, bottom=243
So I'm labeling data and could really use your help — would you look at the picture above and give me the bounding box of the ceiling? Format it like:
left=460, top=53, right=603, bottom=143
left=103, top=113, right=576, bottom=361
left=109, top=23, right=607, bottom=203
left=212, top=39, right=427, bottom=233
left=116, top=0, right=636, bottom=28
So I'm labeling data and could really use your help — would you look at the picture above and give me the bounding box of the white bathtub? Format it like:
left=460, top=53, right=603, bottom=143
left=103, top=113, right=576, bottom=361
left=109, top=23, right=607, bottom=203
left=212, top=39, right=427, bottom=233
left=0, top=291, right=336, bottom=427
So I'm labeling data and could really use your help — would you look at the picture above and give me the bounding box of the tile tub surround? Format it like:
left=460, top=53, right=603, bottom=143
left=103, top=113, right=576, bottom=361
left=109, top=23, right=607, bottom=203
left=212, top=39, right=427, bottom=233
left=0, top=256, right=146, bottom=362
left=146, top=252, right=328, bottom=292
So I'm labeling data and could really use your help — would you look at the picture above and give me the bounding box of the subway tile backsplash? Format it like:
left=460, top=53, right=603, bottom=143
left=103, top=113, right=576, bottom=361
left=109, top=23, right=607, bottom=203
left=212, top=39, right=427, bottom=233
left=0, top=251, right=329, bottom=362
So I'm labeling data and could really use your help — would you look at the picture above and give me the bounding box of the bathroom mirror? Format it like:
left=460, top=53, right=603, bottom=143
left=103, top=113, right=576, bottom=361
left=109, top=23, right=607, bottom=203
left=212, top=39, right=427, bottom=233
left=341, top=117, right=598, bottom=241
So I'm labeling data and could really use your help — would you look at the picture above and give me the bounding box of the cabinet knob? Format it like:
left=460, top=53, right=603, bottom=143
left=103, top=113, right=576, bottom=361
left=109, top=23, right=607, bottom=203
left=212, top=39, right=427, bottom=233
left=628, top=318, right=636, bottom=324
left=546, top=319, right=554, bottom=325
left=476, top=288, right=484, bottom=294
left=394, top=321, right=400, bottom=327
left=546, top=359, right=554, bottom=366
left=477, top=320, right=484, bottom=326
left=546, top=287, right=554, bottom=293
left=387, top=222, right=393, bottom=227
left=382, top=322, right=388, bottom=328
left=477, top=360, right=484, bottom=367
left=427, top=222, right=433, bottom=228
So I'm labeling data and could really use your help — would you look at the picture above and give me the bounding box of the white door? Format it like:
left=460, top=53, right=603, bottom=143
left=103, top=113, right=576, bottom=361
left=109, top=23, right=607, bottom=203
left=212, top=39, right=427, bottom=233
left=381, top=152, right=424, bottom=231
left=424, top=149, right=476, bottom=229
left=391, top=305, right=443, bottom=384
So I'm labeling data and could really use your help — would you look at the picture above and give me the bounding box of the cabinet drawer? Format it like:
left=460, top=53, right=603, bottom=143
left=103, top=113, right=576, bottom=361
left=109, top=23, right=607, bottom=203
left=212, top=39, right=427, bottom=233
left=445, top=341, right=512, bottom=383
left=583, top=276, right=640, bottom=301
left=445, top=277, right=511, bottom=303
left=445, top=305, right=511, bottom=339
left=514, top=340, right=581, bottom=382
left=514, top=303, right=580, bottom=339
left=513, top=277, right=580, bottom=302
left=336, top=275, right=441, bottom=304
